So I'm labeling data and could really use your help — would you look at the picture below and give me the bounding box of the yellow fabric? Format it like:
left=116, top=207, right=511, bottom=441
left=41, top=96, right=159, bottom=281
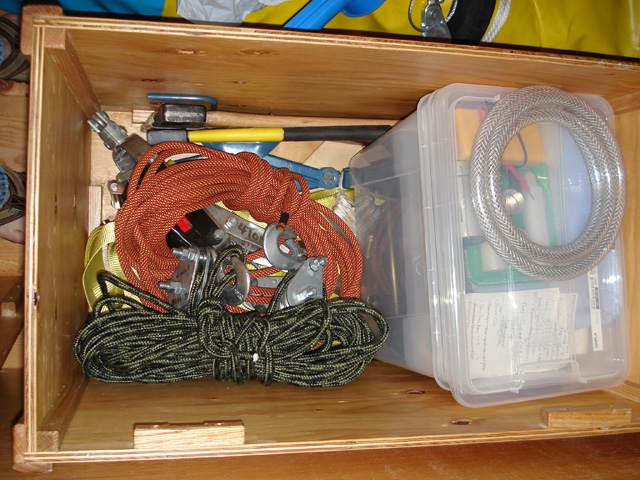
left=161, top=0, right=639, bottom=58
left=309, top=186, right=354, bottom=210
left=494, top=1, right=640, bottom=58
left=245, top=0, right=428, bottom=35
left=83, top=222, right=133, bottom=308
left=243, top=0, right=640, bottom=59
left=162, top=0, right=181, bottom=17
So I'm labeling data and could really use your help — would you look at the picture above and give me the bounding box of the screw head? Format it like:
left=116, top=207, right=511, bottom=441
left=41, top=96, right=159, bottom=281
left=321, top=170, right=338, bottom=186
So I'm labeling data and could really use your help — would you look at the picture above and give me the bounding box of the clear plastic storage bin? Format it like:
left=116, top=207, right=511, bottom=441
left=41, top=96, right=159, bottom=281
left=349, top=83, right=629, bottom=407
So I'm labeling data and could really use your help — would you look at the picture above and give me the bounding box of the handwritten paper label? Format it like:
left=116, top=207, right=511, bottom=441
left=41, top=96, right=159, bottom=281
left=465, top=289, right=577, bottom=380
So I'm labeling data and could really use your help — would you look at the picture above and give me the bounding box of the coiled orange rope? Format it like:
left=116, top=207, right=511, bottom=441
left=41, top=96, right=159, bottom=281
left=115, top=142, right=363, bottom=308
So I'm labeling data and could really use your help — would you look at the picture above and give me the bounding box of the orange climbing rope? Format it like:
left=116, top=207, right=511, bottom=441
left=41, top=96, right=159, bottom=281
left=114, top=141, right=363, bottom=308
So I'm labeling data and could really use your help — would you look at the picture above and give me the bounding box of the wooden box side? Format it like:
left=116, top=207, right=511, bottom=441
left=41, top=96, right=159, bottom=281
left=24, top=21, right=94, bottom=452
left=42, top=18, right=640, bottom=119
left=617, top=108, right=640, bottom=388
left=19, top=13, right=640, bottom=462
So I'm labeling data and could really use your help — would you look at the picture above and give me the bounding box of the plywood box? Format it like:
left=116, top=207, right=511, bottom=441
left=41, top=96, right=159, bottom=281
left=13, top=6, right=640, bottom=471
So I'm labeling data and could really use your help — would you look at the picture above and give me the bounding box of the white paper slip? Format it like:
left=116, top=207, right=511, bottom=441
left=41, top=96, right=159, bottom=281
left=465, top=289, right=577, bottom=380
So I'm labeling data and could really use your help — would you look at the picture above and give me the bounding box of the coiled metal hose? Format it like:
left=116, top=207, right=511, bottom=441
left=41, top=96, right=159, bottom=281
left=469, top=85, right=626, bottom=281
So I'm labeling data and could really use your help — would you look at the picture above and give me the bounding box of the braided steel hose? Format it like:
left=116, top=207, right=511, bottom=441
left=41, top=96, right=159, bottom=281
left=469, top=85, right=626, bottom=281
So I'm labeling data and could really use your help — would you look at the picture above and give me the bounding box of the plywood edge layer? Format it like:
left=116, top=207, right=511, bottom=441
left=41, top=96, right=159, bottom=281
left=24, top=423, right=640, bottom=464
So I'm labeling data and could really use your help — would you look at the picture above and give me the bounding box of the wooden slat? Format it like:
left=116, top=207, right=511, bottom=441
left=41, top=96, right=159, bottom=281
left=3, top=330, right=23, bottom=369
left=2, top=368, right=640, bottom=479
left=0, top=277, right=23, bottom=368
left=0, top=240, right=23, bottom=276
left=23, top=14, right=47, bottom=450
left=541, top=404, right=633, bottom=429
left=24, top=26, right=94, bottom=451
left=134, top=421, right=245, bottom=450
left=0, top=95, right=28, bottom=171
left=617, top=109, right=640, bottom=385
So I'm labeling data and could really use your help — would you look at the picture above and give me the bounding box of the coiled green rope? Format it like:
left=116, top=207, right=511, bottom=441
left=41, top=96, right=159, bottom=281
left=74, top=246, right=389, bottom=387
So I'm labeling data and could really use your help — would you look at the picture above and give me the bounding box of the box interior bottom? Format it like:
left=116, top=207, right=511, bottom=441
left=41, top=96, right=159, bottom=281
left=58, top=360, right=638, bottom=451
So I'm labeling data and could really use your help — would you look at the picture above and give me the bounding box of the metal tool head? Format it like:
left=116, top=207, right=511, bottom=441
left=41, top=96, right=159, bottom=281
left=204, top=204, right=264, bottom=253
left=150, top=104, right=207, bottom=130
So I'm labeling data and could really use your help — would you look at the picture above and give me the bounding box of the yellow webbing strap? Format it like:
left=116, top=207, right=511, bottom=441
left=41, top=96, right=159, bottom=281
left=83, top=222, right=133, bottom=308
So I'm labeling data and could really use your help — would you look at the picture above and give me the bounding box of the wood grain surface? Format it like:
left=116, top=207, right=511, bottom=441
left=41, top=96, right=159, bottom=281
left=12, top=8, right=640, bottom=471
left=0, top=277, right=23, bottom=369
left=617, top=109, right=640, bottom=385
left=2, top=368, right=640, bottom=479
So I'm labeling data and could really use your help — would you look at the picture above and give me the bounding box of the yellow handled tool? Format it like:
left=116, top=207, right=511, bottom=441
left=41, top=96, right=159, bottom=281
left=147, top=125, right=391, bottom=145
